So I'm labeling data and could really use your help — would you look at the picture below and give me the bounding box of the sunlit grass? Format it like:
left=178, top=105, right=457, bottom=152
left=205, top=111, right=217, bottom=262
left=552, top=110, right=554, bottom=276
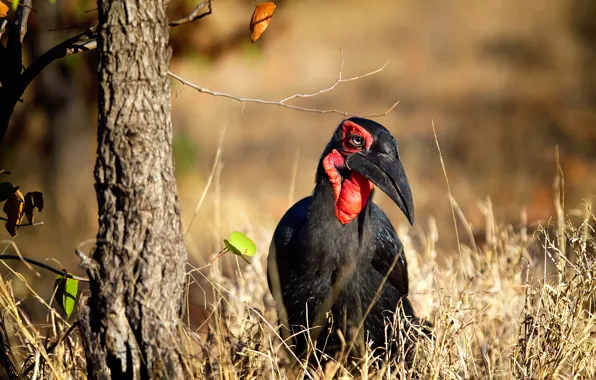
left=0, top=199, right=594, bottom=379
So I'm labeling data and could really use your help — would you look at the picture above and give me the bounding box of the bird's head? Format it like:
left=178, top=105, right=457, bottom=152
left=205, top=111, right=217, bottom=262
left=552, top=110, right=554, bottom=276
left=317, top=117, right=414, bottom=225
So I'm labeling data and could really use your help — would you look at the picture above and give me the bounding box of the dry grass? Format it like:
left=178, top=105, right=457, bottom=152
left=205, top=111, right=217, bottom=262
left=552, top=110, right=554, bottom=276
left=0, top=201, right=594, bottom=379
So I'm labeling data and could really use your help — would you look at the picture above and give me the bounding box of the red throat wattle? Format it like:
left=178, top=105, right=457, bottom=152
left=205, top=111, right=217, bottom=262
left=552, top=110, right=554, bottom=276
left=322, top=149, right=374, bottom=224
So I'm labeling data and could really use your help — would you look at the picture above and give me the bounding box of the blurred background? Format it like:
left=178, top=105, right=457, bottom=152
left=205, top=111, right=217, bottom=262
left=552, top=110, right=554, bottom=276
left=1, top=0, right=596, bottom=322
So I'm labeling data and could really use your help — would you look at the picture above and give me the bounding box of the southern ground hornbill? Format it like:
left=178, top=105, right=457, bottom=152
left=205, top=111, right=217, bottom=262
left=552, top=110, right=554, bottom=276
left=267, top=117, right=430, bottom=365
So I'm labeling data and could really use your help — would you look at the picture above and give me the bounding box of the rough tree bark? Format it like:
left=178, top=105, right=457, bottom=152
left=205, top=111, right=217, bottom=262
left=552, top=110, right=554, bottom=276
left=79, top=0, right=188, bottom=378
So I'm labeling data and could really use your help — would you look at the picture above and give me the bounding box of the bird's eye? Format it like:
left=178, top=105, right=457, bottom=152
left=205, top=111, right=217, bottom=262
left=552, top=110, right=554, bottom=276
left=348, top=134, right=365, bottom=148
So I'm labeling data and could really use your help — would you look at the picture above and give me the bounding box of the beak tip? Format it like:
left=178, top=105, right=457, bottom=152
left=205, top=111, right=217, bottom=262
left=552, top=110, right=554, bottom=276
left=406, top=210, right=415, bottom=226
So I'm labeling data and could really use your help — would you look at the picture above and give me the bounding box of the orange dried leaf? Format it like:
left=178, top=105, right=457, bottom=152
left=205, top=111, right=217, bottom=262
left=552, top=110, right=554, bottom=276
left=0, top=2, right=9, bottom=18
left=3, top=190, right=24, bottom=237
left=23, top=191, right=43, bottom=223
left=250, top=2, right=276, bottom=43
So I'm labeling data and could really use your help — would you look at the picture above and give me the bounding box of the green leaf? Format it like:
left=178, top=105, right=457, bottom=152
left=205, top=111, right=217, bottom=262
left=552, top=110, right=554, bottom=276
left=0, top=182, right=18, bottom=203
left=54, top=274, right=78, bottom=319
left=224, top=231, right=257, bottom=264
left=11, top=0, right=18, bottom=11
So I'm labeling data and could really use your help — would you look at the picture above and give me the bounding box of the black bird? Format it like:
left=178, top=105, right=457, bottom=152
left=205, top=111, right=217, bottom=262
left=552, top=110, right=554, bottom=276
left=267, top=117, right=428, bottom=364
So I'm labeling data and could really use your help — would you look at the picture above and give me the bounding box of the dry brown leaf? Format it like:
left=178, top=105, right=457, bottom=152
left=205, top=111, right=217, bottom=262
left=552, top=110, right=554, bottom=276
left=23, top=191, right=43, bottom=223
left=0, top=2, right=9, bottom=18
left=24, top=192, right=34, bottom=223
left=3, top=190, right=24, bottom=237
left=250, top=2, right=276, bottom=43
left=31, top=191, right=43, bottom=211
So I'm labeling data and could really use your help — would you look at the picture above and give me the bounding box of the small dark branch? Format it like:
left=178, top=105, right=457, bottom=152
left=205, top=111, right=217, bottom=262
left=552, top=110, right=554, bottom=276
left=19, top=28, right=96, bottom=93
left=49, top=24, right=95, bottom=32
left=169, top=0, right=212, bottom=27
left=0, top=26, right=96, bottom=146
left=22, top=321, right=81, bottom=377
left=13, top=2, right=36, bottom=12
left=0, top=255, right=89, bottom=281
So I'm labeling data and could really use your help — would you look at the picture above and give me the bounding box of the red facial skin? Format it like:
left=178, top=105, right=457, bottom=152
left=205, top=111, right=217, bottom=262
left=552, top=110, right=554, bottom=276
left=341, top=120, right=374, bottom=152
left=322, top=121, right=375, bottom=224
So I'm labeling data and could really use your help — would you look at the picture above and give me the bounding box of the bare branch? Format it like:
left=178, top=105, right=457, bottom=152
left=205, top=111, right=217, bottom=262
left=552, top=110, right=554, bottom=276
left=0, top=255, right=88, bottom=281
left=278, top=50, right=390, bottom=103
left=19, top=28, right=96, bottom=98
left=0, top=27, right=97, bottom=145
left=168, top=52, right=400, bottom=118
left=169, top=0, right=212, bottom=27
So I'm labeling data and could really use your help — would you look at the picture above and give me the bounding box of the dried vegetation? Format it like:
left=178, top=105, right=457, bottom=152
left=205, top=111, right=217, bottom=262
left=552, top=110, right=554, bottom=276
left=0, top=199, right=594, bottom=379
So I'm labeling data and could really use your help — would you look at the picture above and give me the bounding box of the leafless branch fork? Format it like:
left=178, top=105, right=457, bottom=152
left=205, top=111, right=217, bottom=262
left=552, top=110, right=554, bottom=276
left=169, top=50, right=400, bottom=117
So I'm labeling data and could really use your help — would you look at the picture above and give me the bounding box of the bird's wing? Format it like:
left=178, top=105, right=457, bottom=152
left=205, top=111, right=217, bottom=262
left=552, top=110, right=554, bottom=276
left=267, top=196, right=311, bottom=293
left=370, top=204, right=409, bottom=296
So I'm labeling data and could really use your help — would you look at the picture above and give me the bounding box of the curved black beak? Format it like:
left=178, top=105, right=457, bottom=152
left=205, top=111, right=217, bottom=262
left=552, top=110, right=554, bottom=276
left=345, top=135, right=415, bottom=225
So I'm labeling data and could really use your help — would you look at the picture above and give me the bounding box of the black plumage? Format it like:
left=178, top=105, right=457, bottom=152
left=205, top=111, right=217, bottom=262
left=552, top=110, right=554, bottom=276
left=267, top=117, right=429, bottom=364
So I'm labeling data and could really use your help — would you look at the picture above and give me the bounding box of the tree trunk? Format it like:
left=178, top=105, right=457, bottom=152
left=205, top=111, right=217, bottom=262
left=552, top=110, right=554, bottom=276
left=80, top=0, right=188, bottom=378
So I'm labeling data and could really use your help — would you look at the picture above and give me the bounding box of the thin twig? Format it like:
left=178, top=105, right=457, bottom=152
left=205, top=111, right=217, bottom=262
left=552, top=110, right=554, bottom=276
left=169, top=0, right=212, bottom=27
left=49, top=24, right=94, bottom=32
left=7, top=1, right=36, bottom=12
left=279, top=50, right=389, bottom=103
left=0, top=216, right=44, bottom=227
left=168, top=50, right=400, bottom=117
left=0, top=255, right=88, bottom=281
left=168, top=69, right=399, bottom=118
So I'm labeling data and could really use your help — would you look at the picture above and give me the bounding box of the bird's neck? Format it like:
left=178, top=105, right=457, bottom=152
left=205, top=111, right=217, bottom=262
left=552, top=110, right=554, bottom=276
left=320, top=149, right=374, bottom=224
left=307, top=178, right=374, bottom=265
